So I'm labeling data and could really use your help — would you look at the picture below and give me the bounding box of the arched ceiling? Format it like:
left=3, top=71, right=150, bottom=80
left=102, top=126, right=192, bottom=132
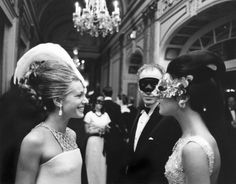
left=165, top=1, right=236, bottom=59
left=31, top=0, right=127, bottom=59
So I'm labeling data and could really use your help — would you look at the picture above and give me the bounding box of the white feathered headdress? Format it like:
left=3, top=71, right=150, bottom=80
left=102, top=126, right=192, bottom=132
left=14, top=43, right=86, bottom=86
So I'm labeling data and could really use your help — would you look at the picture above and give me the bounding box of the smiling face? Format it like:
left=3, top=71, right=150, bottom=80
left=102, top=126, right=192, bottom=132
left=62, top=80, right=88, bottom=119
left=138, top=68, right=162, bottom=107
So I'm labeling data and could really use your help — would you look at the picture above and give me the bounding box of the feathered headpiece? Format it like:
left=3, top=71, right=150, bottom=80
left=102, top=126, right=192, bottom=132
left=14, top=43, right=86, bottom=86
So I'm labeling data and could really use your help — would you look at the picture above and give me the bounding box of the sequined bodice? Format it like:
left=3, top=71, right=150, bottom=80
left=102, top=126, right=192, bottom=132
left=37, top=123, right=78, bottom=151
left=34, top=123, right=82, bottom=184
left=165, top=136, right=214, bottom=184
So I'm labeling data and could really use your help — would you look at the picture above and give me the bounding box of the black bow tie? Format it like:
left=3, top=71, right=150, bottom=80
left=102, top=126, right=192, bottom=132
left=143, top=107, right=151, bottom=114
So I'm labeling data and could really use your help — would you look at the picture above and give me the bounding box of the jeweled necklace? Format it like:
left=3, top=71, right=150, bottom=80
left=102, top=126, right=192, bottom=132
left=95, top=111, right=102, bottom=117
left=38, top=122, right=78, bottom=151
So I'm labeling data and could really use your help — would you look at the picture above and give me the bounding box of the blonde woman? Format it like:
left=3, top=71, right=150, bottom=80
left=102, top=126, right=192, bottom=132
left=14, top=43, right=88, bottom=184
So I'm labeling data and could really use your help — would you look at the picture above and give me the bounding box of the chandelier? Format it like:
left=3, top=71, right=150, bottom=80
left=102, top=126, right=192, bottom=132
left=72, top=0, right=121, bottom=37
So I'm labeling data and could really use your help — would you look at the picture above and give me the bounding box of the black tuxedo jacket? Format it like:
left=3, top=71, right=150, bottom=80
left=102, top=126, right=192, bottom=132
left=103, top=99, right=122, bottom=127
left=103, top=99, right=127, bottom=183
left=126, top=107, right=181, bottom=184
left=224, top=107, right=236, bottom=140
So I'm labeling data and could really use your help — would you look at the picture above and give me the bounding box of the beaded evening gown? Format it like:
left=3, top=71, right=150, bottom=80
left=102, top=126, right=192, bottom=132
left=165, top=136, right=215, bottom=184
left=36, top=124, right=82, bottom=184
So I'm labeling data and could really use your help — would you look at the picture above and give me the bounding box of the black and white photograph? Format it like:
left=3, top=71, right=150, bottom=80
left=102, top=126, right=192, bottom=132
left=0, top=0, right=236, bottom=184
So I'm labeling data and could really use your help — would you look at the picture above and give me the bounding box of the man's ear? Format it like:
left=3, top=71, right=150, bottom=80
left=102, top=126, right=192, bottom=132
left=53, top=98, right=62, bottom=108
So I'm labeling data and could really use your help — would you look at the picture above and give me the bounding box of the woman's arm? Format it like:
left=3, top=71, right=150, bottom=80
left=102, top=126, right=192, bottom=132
left=15, top=131, right=43, bottom=184
left=182, top=142, right=210, bottom=184
left=84, top=112, right=102, bottom=134
left=85, top=123, right=102, bottom=134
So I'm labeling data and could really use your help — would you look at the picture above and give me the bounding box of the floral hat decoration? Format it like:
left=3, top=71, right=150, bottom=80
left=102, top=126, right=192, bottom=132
left=156, top=73, right=193, bottom=98
left=14, top=43, right=86, bottom=87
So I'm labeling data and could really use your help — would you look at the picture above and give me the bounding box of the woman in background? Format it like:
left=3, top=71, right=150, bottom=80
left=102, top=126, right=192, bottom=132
left=14, top=43, right=88, bottom=184
left=157, top=50, right=234, bottom=184
left=84, top=96, right=111, bottom=184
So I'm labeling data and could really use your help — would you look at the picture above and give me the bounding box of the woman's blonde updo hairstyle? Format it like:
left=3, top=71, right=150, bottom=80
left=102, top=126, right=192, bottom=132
left=24, top=60, right=81, bottom=113
left=14, top=43, right=85, bottom=114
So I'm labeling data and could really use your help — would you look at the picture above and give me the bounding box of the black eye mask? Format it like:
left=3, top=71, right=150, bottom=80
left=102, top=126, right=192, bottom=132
left=96, top=100, right=104, bottom=105
left=139, top=78, right=159, bottom=93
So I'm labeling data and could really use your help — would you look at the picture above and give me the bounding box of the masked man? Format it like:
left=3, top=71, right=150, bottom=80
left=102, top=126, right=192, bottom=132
left=125, top=64, right=181, bottom=184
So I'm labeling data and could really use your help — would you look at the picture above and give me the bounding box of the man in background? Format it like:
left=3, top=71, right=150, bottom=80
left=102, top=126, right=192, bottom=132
left=102, top=86, right=127, bottom=184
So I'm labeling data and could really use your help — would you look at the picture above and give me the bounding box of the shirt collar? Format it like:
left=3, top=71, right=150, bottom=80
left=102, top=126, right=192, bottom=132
left=141, top=102, right=159, bottom=116
left=104, top=97, right=112, bottom=100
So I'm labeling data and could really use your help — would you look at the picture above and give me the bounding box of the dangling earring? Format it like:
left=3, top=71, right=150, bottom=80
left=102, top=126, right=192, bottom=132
left=59, top=103, right=63, bottom=116
left=178, top=100, right=186, bottom=109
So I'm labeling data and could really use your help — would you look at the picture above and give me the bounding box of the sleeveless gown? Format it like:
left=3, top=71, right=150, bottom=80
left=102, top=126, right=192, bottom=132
left=36, top=125, right=82, bottom=184
left=165, top=136, right=215, bottom=184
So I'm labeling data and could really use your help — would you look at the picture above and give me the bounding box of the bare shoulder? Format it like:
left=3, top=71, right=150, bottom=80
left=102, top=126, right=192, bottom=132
left=182, top=141, right=209, bottom=169
left=20, top=127, right=46, bottom=154
left=183, top=141, right=207, bottom=154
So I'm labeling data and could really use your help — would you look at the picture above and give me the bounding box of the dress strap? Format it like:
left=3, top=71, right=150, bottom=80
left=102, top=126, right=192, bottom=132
left=36, top=123, right=78, bottom=152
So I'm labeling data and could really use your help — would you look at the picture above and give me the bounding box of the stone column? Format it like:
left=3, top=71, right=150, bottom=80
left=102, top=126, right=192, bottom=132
left=142, top=0, right=157, bottom=64
left=0, top=0, right=19, bottom=93
left=118, top=33, right=124, bottom=94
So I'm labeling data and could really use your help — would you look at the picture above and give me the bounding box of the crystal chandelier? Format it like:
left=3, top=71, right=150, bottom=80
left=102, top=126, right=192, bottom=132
left=72, top=0, right=121, bottom=37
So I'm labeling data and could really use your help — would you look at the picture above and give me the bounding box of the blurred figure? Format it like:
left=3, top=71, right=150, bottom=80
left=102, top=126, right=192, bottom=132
left=226, top=95, right=236, bottom=128
left=84, top=96, right=111, bottom=184
left=116, top=94, right=130, bottom=135
left=102, top=86, right=127, bottom=184
left=0, top=78, right=43, bottom=184
left=225, top=93, right=236, bottom=166
left=116, top=94, right=130, bottom=113
left=14, top=43, right=88, bottom=184
left=127, top=96, right=138, bottom=134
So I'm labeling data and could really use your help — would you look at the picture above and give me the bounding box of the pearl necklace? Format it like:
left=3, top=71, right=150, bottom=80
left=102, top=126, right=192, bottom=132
left=38, top=123, right=78, bottom=151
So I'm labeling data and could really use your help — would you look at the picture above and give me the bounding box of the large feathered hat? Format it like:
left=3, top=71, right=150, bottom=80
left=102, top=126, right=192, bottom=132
left=14, top=43, right=86, bottom=86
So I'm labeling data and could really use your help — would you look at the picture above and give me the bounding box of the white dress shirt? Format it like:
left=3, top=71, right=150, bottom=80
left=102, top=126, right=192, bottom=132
left=230, top=109, right=236, bottom=120
left=133, top=103, right=158, bottom=151
left=104, top=97, right=112, bottom=101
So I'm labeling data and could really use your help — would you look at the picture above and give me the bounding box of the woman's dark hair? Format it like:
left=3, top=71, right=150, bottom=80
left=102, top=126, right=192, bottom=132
left=102, top=86, right=113, bottom=97
left=167, top=50, right=225, bottom=116
left=167, top=50, right=235, bottom=183
left=91, top=95, right=105, bottom=114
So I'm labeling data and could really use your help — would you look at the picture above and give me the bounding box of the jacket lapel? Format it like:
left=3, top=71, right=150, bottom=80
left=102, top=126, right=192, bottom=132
left=129, top=109, right=142, bottom=149
left=134, top=107, right=162, bottom=153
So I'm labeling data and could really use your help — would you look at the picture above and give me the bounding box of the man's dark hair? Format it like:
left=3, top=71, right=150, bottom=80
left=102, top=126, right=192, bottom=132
left=102, top=86, right=113, bottom=97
